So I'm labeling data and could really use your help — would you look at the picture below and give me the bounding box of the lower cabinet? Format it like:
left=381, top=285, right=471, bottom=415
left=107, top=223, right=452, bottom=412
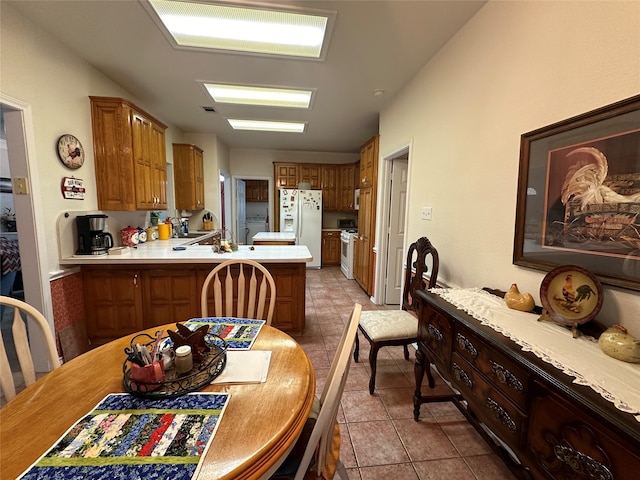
left=82, top=262, right=306, bottom=343
left=321, top=231, right=340, bottom=265
left=83, top=267, right=144, bottom=343
left=142, top=268, right=198, bottom=329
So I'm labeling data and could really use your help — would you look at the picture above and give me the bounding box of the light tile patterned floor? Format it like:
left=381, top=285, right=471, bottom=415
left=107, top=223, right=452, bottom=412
left=297, top=267, right=517, bottom=480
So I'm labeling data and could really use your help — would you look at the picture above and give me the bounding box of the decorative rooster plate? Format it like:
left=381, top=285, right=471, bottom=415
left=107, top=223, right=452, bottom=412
left=540, top=265, right=603, bottom=329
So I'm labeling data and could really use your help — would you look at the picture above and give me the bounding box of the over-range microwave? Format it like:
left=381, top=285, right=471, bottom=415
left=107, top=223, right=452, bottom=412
left=354, top=189, right=360, bottom=210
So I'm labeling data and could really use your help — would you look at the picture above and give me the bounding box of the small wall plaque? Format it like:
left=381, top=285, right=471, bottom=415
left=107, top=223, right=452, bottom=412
left=61, top=176, right=85, bottom=200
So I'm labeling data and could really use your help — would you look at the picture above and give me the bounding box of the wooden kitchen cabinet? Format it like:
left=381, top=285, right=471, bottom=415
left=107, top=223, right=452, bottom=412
left=359, top=134, right=378, bottom=188
left=83, top=267, right=144, bottom=343
left=321, top=166, right=338, bottom=210
left=299, top=165, right=321, bottom=189
left=274, top=163, right=299, bottom=189
left=81, top=262, right=306, bottom=343
left=321, top=230, right=341, bottom=265
left=142, top=268, right=198, bottom=328
left=338, top=162, right=358, bottom=211
left=354, top=135, right=378, bottom=295
left=90, top=96, right=167, bottom=211
left=173, top=143, right=204, bottom=210
left=245, top=180, right=269, bottom=202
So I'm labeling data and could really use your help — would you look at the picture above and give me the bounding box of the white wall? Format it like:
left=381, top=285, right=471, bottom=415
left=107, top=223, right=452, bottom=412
left=380, top=1, right=640, bottom=335
left=0, top=3, right=235, bottom=272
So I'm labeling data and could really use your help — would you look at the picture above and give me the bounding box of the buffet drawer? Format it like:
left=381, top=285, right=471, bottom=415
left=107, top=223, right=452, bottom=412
left=451, top=352, right=526, bottom=446
left=527, top=382, right=640, bottom=480
left=453, top=323, right=530, bottom=410
left=418, top=303, right=453, bottom=368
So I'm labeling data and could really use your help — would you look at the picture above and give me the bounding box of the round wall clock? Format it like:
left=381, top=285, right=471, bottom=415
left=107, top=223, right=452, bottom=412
left=56, top=134, right=85, bottom=169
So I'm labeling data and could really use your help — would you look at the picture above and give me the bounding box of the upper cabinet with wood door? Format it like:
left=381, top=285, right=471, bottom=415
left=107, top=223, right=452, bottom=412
left=299, top=164, right=321, bottom=189
left=173, top=143, right=204, bottom=211
left=338, top=162, right=358, bottom=211
left=245, top=180, right=269, bottom=202
left=359, top=134, right=378, bottom=188
left=321, top=166, right=338, bottom=210
left=274, top=163, right=299, bottom=189
left=90, top=96, right=167, bottom=211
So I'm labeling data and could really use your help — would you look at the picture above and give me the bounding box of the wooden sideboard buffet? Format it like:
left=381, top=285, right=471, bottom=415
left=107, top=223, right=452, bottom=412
left=414, top=289, right=640, bottom=480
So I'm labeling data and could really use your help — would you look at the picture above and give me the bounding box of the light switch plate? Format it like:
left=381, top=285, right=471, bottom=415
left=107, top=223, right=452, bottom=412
left=12, top=177, right=29, bottom=195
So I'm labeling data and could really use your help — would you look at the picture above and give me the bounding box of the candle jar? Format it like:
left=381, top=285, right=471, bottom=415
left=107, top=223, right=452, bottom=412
left=174, top=345, right=193, bottom=374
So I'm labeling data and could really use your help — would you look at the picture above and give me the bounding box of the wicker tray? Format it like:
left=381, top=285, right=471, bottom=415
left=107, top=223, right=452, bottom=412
left=122, top=332, right=227, bottom=399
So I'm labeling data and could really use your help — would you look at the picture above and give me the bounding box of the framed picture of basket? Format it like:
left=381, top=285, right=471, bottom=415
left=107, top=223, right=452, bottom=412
left=513, top=94, right=640, bottom=291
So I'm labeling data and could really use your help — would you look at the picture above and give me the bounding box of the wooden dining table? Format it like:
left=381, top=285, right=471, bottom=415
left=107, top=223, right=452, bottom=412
left=0, top=323, right=315, bottom=480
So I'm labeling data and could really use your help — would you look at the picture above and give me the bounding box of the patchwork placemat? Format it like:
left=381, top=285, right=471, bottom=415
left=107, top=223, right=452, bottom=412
left=186, top=317, right=265, bottom=350
left=18, top=392, right=230, bottom=480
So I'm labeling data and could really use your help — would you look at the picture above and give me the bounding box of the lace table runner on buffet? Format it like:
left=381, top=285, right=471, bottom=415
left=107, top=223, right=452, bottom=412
left=431, top=287, right=640, bottom=422
left=18, top=393, right=230, bottom=480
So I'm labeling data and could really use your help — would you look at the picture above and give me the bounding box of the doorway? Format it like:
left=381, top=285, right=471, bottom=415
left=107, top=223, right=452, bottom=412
left=231, top=175, right=272, bottom=245
left=1, top=96, right=53, bottom=372
left=376, top=144, right=411, bottom=305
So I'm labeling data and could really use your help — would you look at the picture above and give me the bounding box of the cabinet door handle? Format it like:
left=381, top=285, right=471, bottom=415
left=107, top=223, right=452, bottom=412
left=486, top=397, right=517, bottom=432
left=490, top=360, right=523, bottom=392
left=133, top=274, right=138, bottom=287
left=427, top=324, right=443, bottom=343
left=456, top=333, right=478, bottom=359
left=553, top=445, right=613, bottom=480
left=452, top=362, right=473, bottom=389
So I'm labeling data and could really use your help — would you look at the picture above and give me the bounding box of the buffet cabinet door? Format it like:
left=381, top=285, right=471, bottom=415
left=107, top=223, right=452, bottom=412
left=417, top=303, right=454, bottom=369
left=527, top=381, right=640, bottom=480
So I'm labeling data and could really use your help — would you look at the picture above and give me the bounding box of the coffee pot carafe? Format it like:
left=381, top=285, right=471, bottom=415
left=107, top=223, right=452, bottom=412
left=76, top=214, right=113, bottom=255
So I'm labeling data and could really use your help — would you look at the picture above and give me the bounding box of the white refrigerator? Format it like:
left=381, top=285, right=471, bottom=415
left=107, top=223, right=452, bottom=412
left=279, top=189, right=322, bottom=268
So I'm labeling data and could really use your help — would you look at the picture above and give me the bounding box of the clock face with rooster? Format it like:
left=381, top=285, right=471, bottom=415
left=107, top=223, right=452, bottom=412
left=56, top=134, right=85, bottom=169
left=540, top=265, right=603, bottom=325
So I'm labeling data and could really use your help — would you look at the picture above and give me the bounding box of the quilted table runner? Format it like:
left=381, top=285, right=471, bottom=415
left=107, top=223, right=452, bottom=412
left=186, top=317, right=265, bottom=350
left=18, top=392, right=230, bottom=480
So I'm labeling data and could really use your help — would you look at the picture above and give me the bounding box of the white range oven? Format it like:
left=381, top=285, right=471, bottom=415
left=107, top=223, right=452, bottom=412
left=340, top=229, right=356, bottom=280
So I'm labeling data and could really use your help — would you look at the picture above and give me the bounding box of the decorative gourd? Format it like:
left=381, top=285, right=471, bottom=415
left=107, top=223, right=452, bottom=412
left=598, top=325, right=640, bottom=363
left=504, top=283, right=535, bottom=312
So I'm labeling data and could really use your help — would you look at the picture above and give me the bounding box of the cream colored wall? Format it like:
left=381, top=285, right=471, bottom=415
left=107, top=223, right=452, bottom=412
left=0, top=3, right=189, bottom=274
left=380, top=1, right=640, bottom=335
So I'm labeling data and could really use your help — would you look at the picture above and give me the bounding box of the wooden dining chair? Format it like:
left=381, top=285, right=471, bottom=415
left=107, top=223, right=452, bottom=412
left=354, top=236, right=439, bottom=394
left=271, top=303, right=362, bottom=480
left=200, top=259, right=276, bottom=324
left=0, top=296, right=60, bottom=402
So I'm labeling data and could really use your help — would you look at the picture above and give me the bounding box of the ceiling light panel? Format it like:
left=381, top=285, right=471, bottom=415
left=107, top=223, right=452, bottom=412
left=227, top=119, right=306, bottom=133
left=147, top=0, right=333, bottom=58
left=204, top=83, right=313, bottom=108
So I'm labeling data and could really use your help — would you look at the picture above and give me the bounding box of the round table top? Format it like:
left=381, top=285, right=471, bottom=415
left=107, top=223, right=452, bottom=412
left=0, top=323, right=315, bottom=480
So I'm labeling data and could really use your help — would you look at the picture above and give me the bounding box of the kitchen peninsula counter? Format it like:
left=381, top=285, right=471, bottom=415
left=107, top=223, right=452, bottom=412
left=62, top=240, right=312, bottom=342
left=60, top=241, right=312, bottom=265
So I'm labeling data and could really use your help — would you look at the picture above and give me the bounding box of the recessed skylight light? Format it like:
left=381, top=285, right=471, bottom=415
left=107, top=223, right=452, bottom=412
left=204, top=83, right=313, bottom=108
left=147, top=0, right=333, bottom=58
left=227, top=119, right=306, bottom=133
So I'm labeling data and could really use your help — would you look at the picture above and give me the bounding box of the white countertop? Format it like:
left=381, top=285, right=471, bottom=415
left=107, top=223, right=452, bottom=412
left=252, top=232, right=296, bottom=241
left=59, top=236, right=313, bottom=265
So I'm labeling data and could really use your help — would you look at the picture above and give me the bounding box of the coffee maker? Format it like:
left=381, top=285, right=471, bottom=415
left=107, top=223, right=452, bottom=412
left=76, top=214, right=114, bottom=255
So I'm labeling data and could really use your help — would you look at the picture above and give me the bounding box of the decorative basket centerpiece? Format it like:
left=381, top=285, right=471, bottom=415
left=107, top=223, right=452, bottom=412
left=211, top=228, right=239, bottom=253
left=122, top=323, right=226, bottom=399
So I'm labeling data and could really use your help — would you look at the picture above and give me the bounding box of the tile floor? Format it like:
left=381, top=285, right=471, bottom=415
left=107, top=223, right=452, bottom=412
left=298, top=266, right=517, bottom=480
